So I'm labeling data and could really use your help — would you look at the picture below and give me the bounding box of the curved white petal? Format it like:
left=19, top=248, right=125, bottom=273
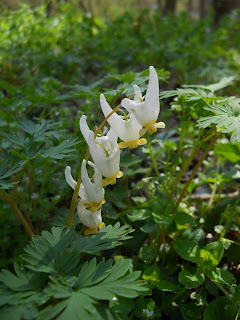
left=79, top=116, right=120, bottom=178
left=107, top=127, right=118, bottom=142
left=81, top=159, right=104, bottom=203
left=100, top=94, right=142, bottom=142
left=133, top=84, right=143, bottom=102
left=77, top=200, right=102, bottom=228
left=145, top=66, right=160, bottom=115
left=88, top=161, right=102, bottom=187
left=79, top=115, right=91, bottom=143
left=65, top=166, right=76, bottom=190
left=65, top=166, right=86, bottom=198
left=121, top=66, right=160, bottom=126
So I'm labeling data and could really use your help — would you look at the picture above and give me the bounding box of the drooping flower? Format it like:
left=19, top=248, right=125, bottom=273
left=65, top=161, right=105, bottom=213
left=100, top=94, right=147, bottom=149
left=80, top=115, right=122, bottom=186
left=65, top=163, right=105, bottom=235
left=121, top=66, right=165, bottom=135
left=81, top=160, right=105, bottom=212
left=77, top=199, right=104, bottom=236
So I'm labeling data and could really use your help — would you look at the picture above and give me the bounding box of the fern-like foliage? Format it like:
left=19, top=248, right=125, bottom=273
left=0, top=160, right=27, bottom=189
left=73, top=222, right=133, bottom=253
left=1, top=119, right=79, bottom=161
left=197, top=100, right=240, bottom=142
left=22, top=227, right=78, bottom=275
left=42, top=258, right=146, bottom=320
left=0, top=225, right=146, bottom=320
left=22, top=224, right=133, bottom=275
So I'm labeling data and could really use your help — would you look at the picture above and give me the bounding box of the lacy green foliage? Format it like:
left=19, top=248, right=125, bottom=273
left=1, top=119, right=79, bottom=162
left=0, top=160, right=27, bottom=189
left=161, top=76, right=240, bottom=142
left=73, top=223, right=133, bottom=253
left=197, top=100, right=240, bottom=142
left=22, top=224, right=133, bottom=275
left=0, top=225, right=146, bottom=319
left=1, top=7, right=240, bottom=318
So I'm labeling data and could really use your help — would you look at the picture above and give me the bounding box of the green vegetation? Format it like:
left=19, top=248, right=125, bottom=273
left=0, top=3, right=240, bottom=319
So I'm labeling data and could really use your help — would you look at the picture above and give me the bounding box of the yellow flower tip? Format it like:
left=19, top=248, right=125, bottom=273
left=102, top=171, right=123, bottom=187
left=90, top=199, right=106, bottom=213
left=98, top=222, right=105, bottom=229
left=83, top=222, right=105, bottom=236
left=119, top=138, right=147, bottom=149
left=116, top=171, right=123, bottom=178
left=156, top=121, right=166, bottom=129
left=84, top=226, right=98, bottom=236
left=143, top=120, right=165, bottom=134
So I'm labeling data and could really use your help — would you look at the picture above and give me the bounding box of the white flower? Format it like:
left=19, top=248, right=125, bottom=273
left=100, top=94, right=147, bottom=149
left=65, top=166, right=85, bottom=198
left=121, top=66, right=165, bottom=135
left=80, top=115, right=122, bottom=186
left=65, top=161, right=105, bottom=213
left=143, top=309, right=154, bottom=318
left=77, top=199, right=103, bottom=235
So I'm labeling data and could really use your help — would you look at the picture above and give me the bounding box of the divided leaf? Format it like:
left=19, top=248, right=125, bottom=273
left=198, top=100, right=240, bottom=142
left=73, top=223, right=133, bottom=254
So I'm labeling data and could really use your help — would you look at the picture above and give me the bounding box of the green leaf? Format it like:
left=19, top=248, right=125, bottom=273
left=127, top=209, right=151, bottom=222
left=143, top=264, right=179, bottom=292
left=109, top=296, right=135, bottom=317
left=142, top=264, right=162, bottom=284
left=202, top=242, right=224, bottom=268
left=206, top=268, right=235, bottom=287
left=198, top=100, right=240, bottom=142
left=22, top=227, right=79, bottom=275
left=139, top=245, right=157, bottom=263
left=204, top=297, right=237, bottom=320
left=156, top=280, right=179, bottom=292
left=184, top=76, right=235, bottom=92
left=18, top=119, right=60, bottom=141
left=80, top=259, right=146, bottom=299
left=41, top=137, right=79, bottom=159
left=180, top=227, right=203, bottom=243
left=73, top=223, right=133, bottom=254
left=180, top=303, right=201, bottom=320
left=0, top=160, right=27, bottom=189
left=230, top=285, right=240, bottom=305
left=152, top=213, right=175, bottom=228
left=174, top=212, right=195, bottom=226
left=213, top=143, right=240, bottom=163
left=0, top=263, right=46, bottom=292
left=174, top=240, right=201, bottom=263
left=44, top=258, right=146, bottom=319
left=179, top=270, right=204, bottom=289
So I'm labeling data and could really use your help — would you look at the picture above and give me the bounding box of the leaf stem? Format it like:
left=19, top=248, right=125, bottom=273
left=172, top=133, right=220, bottom=214
left=168, top=144, right=200, bottom=198
left=168, top=129, right=213, bottom=199
left=0, top=189, right=34, bottom=238
left=147, top=139, right=160, bottom=178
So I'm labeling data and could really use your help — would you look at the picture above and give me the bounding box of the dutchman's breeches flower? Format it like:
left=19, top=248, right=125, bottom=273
left=80, top=115, right=122, bottom=186
left=121, top=66, right=165, bottom=135
left=81, top=159, right=105, bottom=212
left=77, top=200, right=104, bottom=236
left=65, top=163, right=105, bottom=234
left=100, top=94, right=147, bottom=149
left=65, top=161, right=105, bottom=213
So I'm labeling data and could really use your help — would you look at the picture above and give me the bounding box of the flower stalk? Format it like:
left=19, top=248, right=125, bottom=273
left=0, top=189, right=34, bottom=238
left=172, top=133, right=221, bottom=214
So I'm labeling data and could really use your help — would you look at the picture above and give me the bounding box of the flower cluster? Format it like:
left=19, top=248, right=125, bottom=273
left=65, top=66, right=165, bottom=235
